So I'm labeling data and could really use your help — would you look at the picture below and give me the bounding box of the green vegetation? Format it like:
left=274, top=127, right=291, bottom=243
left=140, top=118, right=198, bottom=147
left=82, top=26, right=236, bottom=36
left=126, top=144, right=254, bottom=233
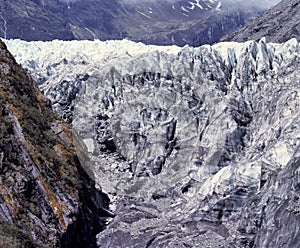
left=0, top=218, right=48, bottom=248
left=0, top=40, right=82, bottom=245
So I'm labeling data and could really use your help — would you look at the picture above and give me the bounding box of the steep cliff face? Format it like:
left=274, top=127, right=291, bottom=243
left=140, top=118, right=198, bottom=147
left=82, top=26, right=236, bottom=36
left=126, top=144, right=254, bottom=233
left=223, top=0, right=300, bottom=43
left=0, top=39, right=109, bottom=247
left=5, top=37, right=300, bottom=247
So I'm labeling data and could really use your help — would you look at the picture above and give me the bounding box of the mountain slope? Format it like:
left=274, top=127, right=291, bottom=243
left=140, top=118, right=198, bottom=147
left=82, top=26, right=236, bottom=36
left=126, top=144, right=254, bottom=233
left=0, top=0, right=267, bottom=46
left=0, top=39, right=110, bottom=247
left=5, top=37, right=300, bottom=247
left=223, top=0, right=300, bottom=42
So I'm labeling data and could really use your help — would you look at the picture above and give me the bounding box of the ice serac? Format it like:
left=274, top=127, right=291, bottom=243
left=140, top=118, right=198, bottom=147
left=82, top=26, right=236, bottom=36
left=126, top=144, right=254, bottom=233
left=5, top=38, right=300, bottom=247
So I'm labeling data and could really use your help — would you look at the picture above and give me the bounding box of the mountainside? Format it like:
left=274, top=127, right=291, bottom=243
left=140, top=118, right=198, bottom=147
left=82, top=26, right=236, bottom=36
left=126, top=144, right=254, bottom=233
left=5, top=37, right=300, bottom=247
left=0, top=39, right=110, bottom=247
left=223, top=0, right=300, bottom=42
left=0, top=0, right=272, bottom=46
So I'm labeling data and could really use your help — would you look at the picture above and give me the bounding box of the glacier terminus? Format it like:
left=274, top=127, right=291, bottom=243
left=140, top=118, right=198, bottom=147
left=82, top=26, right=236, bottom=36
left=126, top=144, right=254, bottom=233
left=5, top=37, right=300, bottom=247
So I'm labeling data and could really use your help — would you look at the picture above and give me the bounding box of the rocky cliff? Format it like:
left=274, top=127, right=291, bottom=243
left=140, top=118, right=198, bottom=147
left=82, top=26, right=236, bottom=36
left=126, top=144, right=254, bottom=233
left=223, top=0, right=300, bottom=43
left=0, top=39, right=109, bottom=247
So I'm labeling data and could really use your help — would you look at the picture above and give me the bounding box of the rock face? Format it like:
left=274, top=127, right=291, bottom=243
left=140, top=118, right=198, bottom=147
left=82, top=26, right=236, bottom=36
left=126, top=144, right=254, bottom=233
left=5, top=37, right=300, bottom=247
left=0, top=0, right=267, bottom=46
left=0, top=39, right=109, bottom=247
left=223, top=0, right=300, bottom=43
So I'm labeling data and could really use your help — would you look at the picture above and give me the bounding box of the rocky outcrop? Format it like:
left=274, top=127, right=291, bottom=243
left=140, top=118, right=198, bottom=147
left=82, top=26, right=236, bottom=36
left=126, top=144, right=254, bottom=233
left=0, top=39, right=109, bottom=247
left=223, top=0, right=300, bottom=43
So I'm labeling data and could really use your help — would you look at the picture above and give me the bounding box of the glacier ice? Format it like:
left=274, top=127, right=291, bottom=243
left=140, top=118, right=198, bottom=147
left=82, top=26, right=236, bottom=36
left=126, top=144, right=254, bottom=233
left=4, top=38, right=300, bottom=247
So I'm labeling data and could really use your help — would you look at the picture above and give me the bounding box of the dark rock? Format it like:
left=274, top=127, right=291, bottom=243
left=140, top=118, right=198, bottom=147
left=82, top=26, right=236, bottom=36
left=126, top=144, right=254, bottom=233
left=223, top=0, right=300, bottom=43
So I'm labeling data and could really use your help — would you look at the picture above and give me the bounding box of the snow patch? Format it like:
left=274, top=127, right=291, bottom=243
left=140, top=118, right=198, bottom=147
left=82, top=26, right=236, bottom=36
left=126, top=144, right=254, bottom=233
left=83, top=138, right=95, bottom=153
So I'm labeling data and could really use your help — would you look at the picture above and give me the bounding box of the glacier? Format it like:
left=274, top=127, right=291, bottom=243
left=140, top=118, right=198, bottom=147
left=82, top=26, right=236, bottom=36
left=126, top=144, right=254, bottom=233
left=4, top=38, right=300, bottom=247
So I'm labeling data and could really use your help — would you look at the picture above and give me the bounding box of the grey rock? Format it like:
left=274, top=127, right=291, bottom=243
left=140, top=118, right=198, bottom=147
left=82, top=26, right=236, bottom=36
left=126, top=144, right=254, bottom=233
left=223, top=0, right=300, bottom=43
